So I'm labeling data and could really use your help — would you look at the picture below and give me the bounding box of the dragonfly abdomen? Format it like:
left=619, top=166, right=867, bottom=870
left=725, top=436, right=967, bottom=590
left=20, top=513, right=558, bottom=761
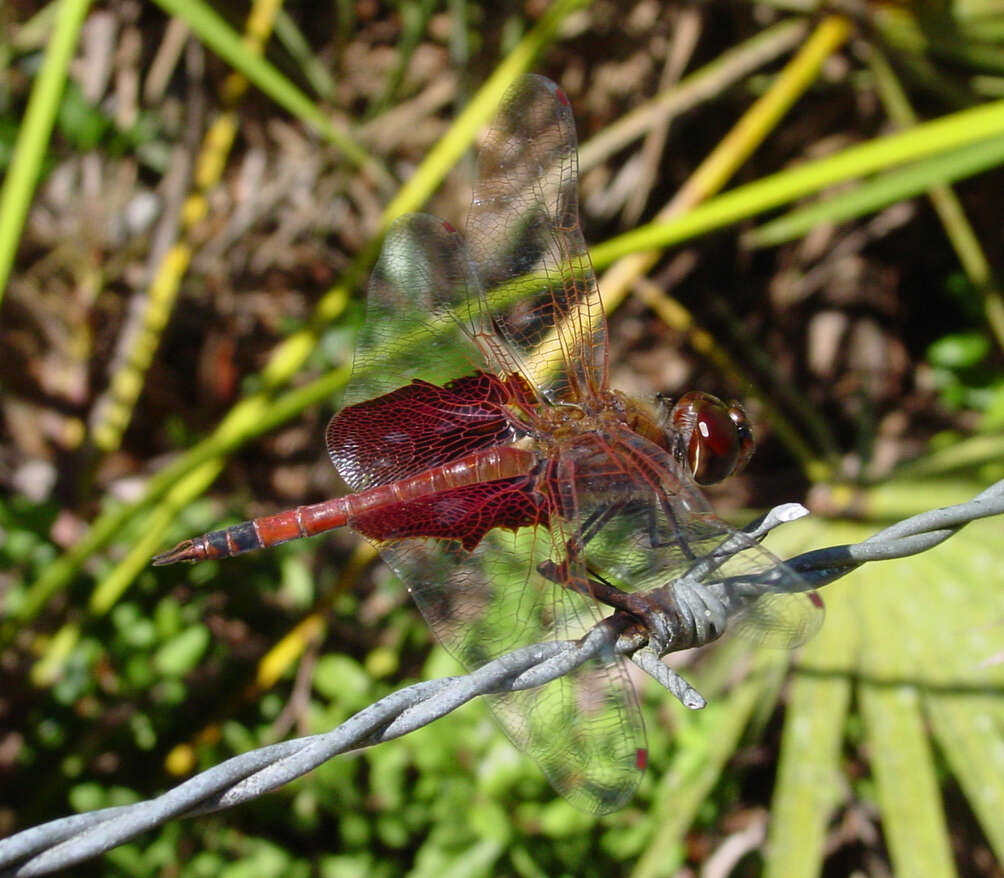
left=153, top=446, right=542, bottom=564
left=342, top=445, right=537, bottom=517
left=152, top=499, right=354, bottom=564
left=345, top=446, right=545, bottom=550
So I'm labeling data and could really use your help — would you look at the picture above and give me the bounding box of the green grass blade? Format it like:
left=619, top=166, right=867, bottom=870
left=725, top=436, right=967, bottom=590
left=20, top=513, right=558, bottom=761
left=927, top=694, right=1004, bottom=863
left=856, top=551, right=961, bottom=878
left=877, top=5, right=1004, bottom=75
left=577, top=17, right=810, bottom=172
left=745, top=134, right=1004, bottom=248
left=151, top=0, right=383, bottom=181
left=590, top=98, right=1004, bottom=268
left=273, top=8, right=338, bottom=103
left=668, top=15, right=852, bottom=212
left=0, top=0, right=92, bottom=303
left=380, top=0, right=591, bottom=225
left=867, top=42, right=1004, bottom=353
left=918, top=525, right=1004, bottom=864
left=765, top=548, right=859, bottom=878
left=858, top=681, right=957, bottom=878
left=630, top=651, right=786, bottom=878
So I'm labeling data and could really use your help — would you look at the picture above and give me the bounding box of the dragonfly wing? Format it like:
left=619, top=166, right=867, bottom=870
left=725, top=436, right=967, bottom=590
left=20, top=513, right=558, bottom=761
left=377, top=523, right=646, bottom=815
left=344, top=214, right=491, bottom=406
left=465, top=74, right=609, bottom=403
left=726, top=589, right=825, bottom=649
left=558, top=427, right=824, bottom=650
left=327, top=372, right=522, bottom=492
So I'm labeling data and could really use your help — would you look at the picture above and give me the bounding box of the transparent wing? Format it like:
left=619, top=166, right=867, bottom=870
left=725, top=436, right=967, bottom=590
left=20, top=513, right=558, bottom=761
left=343, top=214, right=490, bottom=406
left=727, top=588, right=824, bottom=649
left=347, top=74, right=608, bottom=410
left=376, top=522, right=646, bottom=815
left=557, top=426, right=824, bottom=651
left=465, top=74, right=609, bottom=403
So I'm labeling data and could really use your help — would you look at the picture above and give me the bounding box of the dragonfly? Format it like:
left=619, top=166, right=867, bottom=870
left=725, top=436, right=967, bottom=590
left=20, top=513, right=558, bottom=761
left=155, top=75, right=822, bottom=814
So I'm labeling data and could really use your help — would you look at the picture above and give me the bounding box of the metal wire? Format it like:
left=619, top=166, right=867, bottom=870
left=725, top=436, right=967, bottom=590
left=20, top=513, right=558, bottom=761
left=3, top=478, right=1002, bottom=877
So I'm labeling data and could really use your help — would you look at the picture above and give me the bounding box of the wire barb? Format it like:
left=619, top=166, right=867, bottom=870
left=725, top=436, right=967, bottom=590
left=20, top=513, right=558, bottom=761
left=3, top=480, right=1003, bottom=877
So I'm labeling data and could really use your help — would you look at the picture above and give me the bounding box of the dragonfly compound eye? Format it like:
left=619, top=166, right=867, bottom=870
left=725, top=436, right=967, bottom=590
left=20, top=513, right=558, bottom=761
left=670, top=392, right=755, bottom=486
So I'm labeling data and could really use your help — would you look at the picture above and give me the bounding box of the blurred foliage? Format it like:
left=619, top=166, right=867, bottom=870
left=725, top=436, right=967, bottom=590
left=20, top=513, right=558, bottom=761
left=2, top=1, right=1004, bottom=876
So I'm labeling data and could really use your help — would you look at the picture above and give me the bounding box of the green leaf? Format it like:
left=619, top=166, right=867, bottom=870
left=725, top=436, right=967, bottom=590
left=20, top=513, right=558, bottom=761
left=313, top=653, right=372, bottom=702
left=151, top=0, right=374, bottom=171
left=765, top=569, right=859, bottom=878
left=927, top=332, right=991, bottom=369
left=56, top=80, right=110, bottom=149
left=858, top=636, right=955, bottom=878
left=757, top=494, right=1004, bottom=876
left=152, top=625, right=211, bottom=677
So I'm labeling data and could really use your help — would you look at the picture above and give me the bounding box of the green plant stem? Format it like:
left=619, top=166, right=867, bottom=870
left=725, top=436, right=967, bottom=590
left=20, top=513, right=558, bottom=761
left=591, top=97, right=1004, bottom=266
left=746, top=135, right=1004, bottom=247
left=0, top=0, right=92, bottom=304
left=868, top=44, right=1004, bottom=352
left=151, top=0, right=390, bottom=188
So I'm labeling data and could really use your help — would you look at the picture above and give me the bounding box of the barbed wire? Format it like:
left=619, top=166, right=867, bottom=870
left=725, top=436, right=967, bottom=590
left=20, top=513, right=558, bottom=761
left=3, top=478, right=1002, bottom=877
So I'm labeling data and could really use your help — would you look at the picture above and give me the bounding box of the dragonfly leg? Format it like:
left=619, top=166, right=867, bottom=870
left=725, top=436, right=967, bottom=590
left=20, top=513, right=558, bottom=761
left=536, top=557, right=675, bottom=652
left=561, top=500, right=628, bottom=561
left=540, top=497, right=693, bottom=648
left=645, top=496, right=697, bottom=560
left=570, top=494, right=700, bottom=562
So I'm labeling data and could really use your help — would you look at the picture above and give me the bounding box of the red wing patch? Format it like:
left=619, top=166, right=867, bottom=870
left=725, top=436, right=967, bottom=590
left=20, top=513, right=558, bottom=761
left=349, top=477, right=547, bottom=551
left=327, top=372, right=526, bottom=492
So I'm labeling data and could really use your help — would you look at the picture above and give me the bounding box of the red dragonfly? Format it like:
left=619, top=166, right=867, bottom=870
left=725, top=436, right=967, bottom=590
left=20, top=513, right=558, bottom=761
left=155, top=75, right=822, bottom=814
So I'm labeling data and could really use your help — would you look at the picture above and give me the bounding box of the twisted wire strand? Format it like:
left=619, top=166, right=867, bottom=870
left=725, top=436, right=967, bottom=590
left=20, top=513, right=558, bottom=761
left=788, top=479, right=1004, bottom=584
left=3, top=479, right=1002, bottom=877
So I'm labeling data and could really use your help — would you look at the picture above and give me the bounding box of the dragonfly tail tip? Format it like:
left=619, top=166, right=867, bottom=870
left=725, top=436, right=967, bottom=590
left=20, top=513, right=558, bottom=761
left=152, top=540, right=196, bottom=566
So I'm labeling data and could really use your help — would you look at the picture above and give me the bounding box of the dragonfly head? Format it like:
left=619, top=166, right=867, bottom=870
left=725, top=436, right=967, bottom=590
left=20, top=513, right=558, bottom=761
left=658, top=391, right=755, bottom=486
